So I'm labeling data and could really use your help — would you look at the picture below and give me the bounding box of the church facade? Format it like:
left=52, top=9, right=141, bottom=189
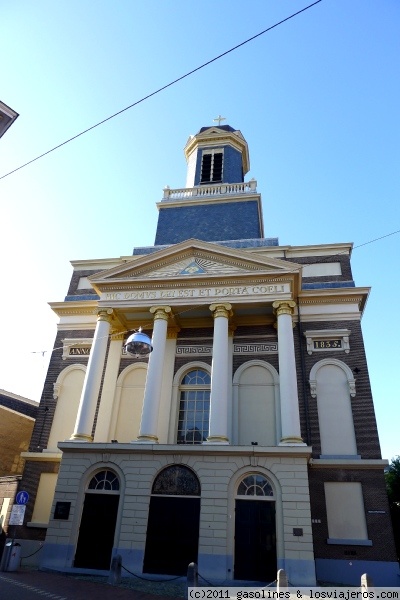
left=15, top=124, right=398, bottom=585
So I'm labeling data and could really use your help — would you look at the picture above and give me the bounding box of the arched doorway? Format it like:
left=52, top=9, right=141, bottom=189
left=234, top=474, right=277, bottom=582
left=143, top=465, right=201, bottom=575
left=74, top=469, right=120, bottom=570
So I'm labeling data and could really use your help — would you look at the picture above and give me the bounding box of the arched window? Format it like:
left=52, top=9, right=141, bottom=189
left=152, top=465, right=201, bottom=496
left=87, top=469, right=120, bottom=492
left=144, top=465, right=201, bottom=574
left=177, top=369, right=211, bottom=444
left=237, top=474, right=274, bottom=497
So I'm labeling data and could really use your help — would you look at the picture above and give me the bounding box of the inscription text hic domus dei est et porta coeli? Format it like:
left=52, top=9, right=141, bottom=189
left=102, top=283, right=290, bottom=302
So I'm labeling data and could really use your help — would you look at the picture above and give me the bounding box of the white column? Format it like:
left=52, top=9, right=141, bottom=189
left=206, top=303, right=232, bottom=444
left=70, top=308, right=113, bottom=442
left=272, top=300, right=303, bottom=444
left=136, top=305, right=171, bottom=443
left=93, top=333, right=124, bottom=442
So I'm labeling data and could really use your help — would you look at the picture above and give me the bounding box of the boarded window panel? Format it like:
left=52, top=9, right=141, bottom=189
left=31, top=473, right=58, bottom=524
left=325, top=482, right=368, bottom=540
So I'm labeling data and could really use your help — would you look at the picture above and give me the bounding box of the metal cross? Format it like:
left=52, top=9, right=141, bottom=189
left=213, top=115, right=226, bottom=126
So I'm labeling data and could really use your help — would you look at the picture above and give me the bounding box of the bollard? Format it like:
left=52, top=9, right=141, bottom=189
left=361, top=573, right=374, bottom=592
left=277, top=569, right=288, bottom=592
left=187, top=562, right=198, bottom=595
left=108, top=554, right=122, bottom=585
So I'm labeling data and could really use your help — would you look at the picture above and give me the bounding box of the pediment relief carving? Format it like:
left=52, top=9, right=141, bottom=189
left=89, top=241, right=300, bottom=285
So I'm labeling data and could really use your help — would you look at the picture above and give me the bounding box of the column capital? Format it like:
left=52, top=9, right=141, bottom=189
left=110, top=330, right=125, bottom=341
left=209, top=303, right=233, bottom=319
left=167, top=326, right=181, bottom=339
left=272, top=300, right=296, bottom=317
left=97, top=308, right=114, bottom=323
left=150, top=305, right=172, bottom=321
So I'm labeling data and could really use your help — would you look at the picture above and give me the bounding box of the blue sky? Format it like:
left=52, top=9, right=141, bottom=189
left=1, top=1, right=399, bottom=460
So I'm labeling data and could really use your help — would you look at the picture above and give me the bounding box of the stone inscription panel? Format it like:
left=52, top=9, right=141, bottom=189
left=101, top=283, right=290, bottom=303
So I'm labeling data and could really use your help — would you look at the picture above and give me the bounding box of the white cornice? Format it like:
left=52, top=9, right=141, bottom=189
left=49, top=301, right=99, bottom=317
left=70, top=256, right=136, bottom=271
left=0, top=389, right=37, bottom=405
left=20, top=452, right=62, bottom=462
left=298, top=287, right=370, bottom=315
left=310, top=458, right=388, bottom=469
left=58, top=442, right=312, bottom=458
left=156, top=192, right=261, bottom=210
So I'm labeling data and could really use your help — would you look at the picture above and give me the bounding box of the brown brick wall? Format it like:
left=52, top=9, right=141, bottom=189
left=285, top=254, right=354, bottom=284
left=66, top=269, right=101, bottom=296
left=296, top=319, right=381, bottom=459
left=29, top=330, right=94, bottom=452
left=309, top=468, right=397, bottom=562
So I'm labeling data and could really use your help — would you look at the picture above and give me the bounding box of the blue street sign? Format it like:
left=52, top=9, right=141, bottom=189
left=16, top=491, right=29, bottom=505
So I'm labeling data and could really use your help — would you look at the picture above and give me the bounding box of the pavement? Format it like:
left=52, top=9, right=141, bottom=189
left=0, top=568, right=185, bottom=600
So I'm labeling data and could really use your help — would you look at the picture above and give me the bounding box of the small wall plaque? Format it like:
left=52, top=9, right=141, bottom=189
left=54, top=502, right=71, bottom=520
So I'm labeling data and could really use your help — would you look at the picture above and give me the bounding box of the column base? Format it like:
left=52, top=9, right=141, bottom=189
left=134, top=434, right=159, bottom=443
left=204, top=435, right=230, bottom=444
left=279, top=436, right=306, bottom=445
left=69, top=433, right=93, bottom=442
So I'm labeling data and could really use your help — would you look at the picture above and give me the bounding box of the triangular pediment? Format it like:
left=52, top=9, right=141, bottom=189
left=89, top=240, right=302, bottom=289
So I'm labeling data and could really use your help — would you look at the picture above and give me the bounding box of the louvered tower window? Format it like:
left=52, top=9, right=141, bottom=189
left=200, top=150, right=223, bottom=183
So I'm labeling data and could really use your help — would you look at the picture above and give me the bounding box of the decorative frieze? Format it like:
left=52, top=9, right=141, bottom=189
left=176, top=341, right=278, bottom=355
left=233, top=342, right=278, bottom=354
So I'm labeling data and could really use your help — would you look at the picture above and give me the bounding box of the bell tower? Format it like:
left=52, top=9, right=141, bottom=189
left=184, top=124, right=250, bottom=187
left=154, top=124, right=264, bottom=246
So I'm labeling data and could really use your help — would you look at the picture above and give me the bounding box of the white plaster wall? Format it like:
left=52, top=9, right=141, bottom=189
left=302, top=263, right=342, bottom=277
left=44, top=449, right=314, bottom=579
left=113, top=366, right=147, bottom=442
left=77, top=277, right=92, bottom=289
left=47, top=367, right=86, bottom=450
left=157, top=338, right=177, bottom=443
left=31, top=472, right=58, bottom=524
left=237, top=365, right=276, bottom=446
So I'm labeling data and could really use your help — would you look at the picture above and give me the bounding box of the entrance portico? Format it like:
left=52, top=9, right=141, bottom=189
left=68, top=239, right=304, bottom=447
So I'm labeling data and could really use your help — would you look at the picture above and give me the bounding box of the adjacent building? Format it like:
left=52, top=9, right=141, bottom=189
left=12, top=124, right=399, bottom=585
left=0, top=101, right=19, bottom=139
left=0, top=390, right=37, bottom=558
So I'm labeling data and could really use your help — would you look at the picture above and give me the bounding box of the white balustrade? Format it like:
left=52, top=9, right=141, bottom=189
left=162, top=179, right=257, bottom=201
